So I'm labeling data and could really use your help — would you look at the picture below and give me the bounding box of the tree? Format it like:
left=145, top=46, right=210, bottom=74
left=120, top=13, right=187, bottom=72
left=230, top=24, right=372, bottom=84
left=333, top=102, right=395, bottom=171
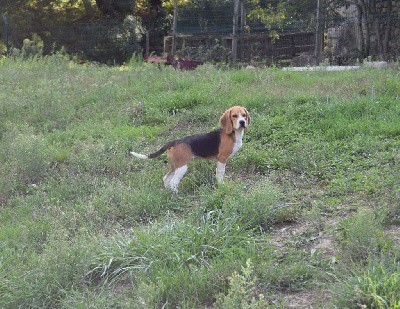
left=246, top=0, right=286, bottom=30
left=341, top=0, right=394, bottom=59
left=0, top=0, right=145, bottom=63
left=371, top=0, right=393, bottom=60
left=95, top=0, right=135, bottom=19
left=135, top=0, right=167, bottom=31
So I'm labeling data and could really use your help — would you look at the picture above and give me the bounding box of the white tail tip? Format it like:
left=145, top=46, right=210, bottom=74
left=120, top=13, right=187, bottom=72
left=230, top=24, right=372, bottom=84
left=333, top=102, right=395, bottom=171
left=130, top=151, right=148, bottom=159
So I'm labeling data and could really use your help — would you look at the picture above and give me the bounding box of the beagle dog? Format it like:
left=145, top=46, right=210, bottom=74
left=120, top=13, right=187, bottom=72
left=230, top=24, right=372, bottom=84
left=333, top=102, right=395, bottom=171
left=130, top=106, right=250, bottom=192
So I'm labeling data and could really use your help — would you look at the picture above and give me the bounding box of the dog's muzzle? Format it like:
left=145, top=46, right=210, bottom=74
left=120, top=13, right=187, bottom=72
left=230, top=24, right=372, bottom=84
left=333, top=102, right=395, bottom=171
left=239, top=120, right=246, bottom=128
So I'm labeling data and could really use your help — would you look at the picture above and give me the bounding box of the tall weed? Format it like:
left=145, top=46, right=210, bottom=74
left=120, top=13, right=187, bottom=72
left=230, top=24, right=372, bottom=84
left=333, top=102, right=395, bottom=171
left=215, top=259, right=267, bottom=309
left=334, top=252, right=400, bottom=308
left=222, top=182, right=295, bottom=231
left=0, top=232, right=99, bottom=309
left=338, top=209, right=386, bottom=261
left=2, top=126, right=50, bottom=185
left=87, top=213, right=259, bottom=306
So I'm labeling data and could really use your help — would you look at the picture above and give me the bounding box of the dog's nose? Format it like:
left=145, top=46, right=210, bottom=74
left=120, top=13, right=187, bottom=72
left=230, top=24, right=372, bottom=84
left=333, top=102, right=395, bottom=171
left=239, top=120, right=246, bottom=127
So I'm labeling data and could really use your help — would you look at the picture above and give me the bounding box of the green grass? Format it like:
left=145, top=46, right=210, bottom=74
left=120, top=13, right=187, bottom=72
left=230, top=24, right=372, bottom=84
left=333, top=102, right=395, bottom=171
left=333, top=252, right=400, bottom=308
left=0, top=55, right=399, bottom=308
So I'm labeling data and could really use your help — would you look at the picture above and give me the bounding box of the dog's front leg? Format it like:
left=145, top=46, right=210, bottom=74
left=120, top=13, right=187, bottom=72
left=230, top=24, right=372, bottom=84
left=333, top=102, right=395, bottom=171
left=216, top=161, right=226, bottom=183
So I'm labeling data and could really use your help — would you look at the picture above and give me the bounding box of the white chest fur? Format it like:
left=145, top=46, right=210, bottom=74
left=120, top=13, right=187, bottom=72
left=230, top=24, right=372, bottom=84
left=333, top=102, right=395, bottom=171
left=229, top=129, right=244, bottom=159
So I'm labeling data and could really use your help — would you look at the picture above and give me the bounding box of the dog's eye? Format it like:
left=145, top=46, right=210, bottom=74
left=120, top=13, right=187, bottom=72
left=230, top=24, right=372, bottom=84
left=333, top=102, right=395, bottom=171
left=232, top=114, right=238, bottom=118
left=242, top=114, right=246, bottom=117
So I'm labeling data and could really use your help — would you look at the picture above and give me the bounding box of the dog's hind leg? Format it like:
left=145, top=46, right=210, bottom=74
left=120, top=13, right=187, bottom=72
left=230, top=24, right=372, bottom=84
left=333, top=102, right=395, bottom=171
left=169, top=165, right=188, bottom=193
left=163, top=164, right=175, bottom=188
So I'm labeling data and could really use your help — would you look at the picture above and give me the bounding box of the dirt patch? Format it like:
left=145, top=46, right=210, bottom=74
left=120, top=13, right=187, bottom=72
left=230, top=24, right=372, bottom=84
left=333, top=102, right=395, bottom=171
left=385, top=226, right=400, bottom=246
left=279, top=291, right=315, bottom=308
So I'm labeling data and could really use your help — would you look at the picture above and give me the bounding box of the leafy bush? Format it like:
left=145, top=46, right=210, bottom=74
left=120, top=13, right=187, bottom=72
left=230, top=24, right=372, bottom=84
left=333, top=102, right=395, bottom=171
left=338, top=209, right=385, bottom=261
left=215, top=259, right=266, bottom=309
left=2, top=128, right=50, bottom=185
left=21, top=34, right=44, bottom=59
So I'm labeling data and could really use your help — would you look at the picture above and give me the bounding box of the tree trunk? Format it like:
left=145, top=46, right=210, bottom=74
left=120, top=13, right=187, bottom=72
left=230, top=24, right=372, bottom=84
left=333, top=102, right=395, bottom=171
left=382, top=0, right=393, bottom=60
left=357, top=0, right=370, bottom=57
left=355, top=3, right=365, bottom=56
left=371, top=0, right=384, bottom=58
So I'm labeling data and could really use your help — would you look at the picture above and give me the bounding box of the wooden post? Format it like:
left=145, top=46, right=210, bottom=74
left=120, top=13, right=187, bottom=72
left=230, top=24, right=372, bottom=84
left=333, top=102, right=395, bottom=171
left=232, top=0, right=240, bottom=63
left=3, top=14, right=10, bottom=57
left=315, top=0, right=322, bottom=65
left=145, top=31, right=150, bottom=57
left=240, top=1, right=245, bottom=61
left=172, top=0, right=178, bottom=57
left=291, top=34, right=295, bottom=57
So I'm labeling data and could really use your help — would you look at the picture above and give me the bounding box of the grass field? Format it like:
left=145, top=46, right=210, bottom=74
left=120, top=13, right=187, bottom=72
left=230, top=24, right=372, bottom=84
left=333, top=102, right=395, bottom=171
left=0, top=55, right=399, bottom=308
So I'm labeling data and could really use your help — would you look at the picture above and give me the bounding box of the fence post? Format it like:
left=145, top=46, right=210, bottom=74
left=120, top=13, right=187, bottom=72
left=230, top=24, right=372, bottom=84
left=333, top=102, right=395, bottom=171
left=315, top=0, right=323, bottom=65
left=3, top=14, right=10, bottom=57
left=171, top=0, right=178, bottom=57
left=240, top=1, right=245, bottom=61
left=232, top=0, right=240, bottom=63
left=145, top=31, right=150, bottom=57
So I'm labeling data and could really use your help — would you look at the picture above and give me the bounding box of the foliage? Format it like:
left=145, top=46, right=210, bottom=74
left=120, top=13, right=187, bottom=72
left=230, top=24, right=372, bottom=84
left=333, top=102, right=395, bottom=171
left=20, top=34, right=44, bottom=59
left=95, top=0, right=135, bottom=18
left=215, top=259, right=267, bottom=309
left=334, top=252, right=400, bottom=309
left=87, top=211, right=259, bottom=306
left=2, top=125, right=50, bottom=185
left=0, top=0, right=145, bottom=63
left=81, top=15, right=144, bottom=63
left=339, top=209, right=386, bottom=261
left=246, top=0, right=286, bottom=30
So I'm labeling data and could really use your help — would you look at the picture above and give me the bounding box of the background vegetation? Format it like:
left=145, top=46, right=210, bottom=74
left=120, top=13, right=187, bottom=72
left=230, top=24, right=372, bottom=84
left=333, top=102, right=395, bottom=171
left=0, top=0, right=365, bottom=63
left=0, top=55, right=399, bottom=308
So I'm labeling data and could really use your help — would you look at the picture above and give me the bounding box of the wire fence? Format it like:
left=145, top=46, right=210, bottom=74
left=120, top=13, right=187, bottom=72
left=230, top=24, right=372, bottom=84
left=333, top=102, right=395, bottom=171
left=1, top=1, right=400, bottom=65
left=169, top=0, right=400, bottom=65
left=323, top=2, right=400, bottom=65
left=0, top=13, right=145, bottom=64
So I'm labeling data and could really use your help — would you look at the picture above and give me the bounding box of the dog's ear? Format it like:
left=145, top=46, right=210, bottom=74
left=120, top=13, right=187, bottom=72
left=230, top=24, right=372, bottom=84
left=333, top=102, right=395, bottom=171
left=220, top=108, right=233, bottom=134
left=244, top=108, right=251, bottom=131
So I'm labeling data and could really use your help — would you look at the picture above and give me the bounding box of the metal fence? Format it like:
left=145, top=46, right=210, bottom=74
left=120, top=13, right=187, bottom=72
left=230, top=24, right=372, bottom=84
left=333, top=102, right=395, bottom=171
left=168, top=0, right=400, bottom=65
left=323, top=2, right=400, bottom=65
left=166, top=0, right=318, bottom=65
left=1, top=1, right=400, bottom=65
left=0, top=13, right=145, bottom=64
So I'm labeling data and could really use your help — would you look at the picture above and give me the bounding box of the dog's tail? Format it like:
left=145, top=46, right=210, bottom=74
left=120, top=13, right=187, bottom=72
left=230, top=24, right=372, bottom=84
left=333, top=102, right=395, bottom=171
left=130, top=144, right=171, bottom=160
left=130, top=151, right=149, bottom=159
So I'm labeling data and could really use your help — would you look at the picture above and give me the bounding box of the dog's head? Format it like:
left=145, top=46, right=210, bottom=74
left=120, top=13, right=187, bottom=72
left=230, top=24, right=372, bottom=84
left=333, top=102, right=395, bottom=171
left=220, top=106, right=251, bottom=134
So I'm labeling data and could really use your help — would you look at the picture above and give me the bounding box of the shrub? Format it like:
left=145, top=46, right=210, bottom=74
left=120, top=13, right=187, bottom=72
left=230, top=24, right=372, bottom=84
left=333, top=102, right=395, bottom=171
left=215, top=259, right=266, bottom=309
left=338, top=209, right=385, bottom=261
left=0, top=232, right=99, bottom=309
left=3, top=128, right=50, bottom=185
left=21, top=34, right=44, bottom=59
